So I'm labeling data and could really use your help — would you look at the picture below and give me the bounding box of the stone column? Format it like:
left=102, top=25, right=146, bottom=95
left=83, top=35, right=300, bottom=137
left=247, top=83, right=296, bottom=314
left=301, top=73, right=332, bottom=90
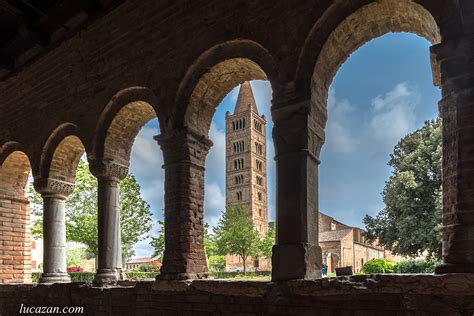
left=155, top=128, right=212, bottom=280
left=271, top=99, right=325, bottom=281
left=89, top=160, right=128, bottom=284
left=34, top=178, right=74, bottom=283
left=433, top=33, right=474, bottom=273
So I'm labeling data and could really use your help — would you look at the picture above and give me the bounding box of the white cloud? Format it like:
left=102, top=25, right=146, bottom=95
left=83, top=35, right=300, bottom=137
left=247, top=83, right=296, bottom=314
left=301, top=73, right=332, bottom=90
left=129, top=124, right=165, bottom=258
left=204, top=182, right=226, bottom=228
left=369, top=82, right=419, bottom=152
left=326, top=89, right=358, bottom=154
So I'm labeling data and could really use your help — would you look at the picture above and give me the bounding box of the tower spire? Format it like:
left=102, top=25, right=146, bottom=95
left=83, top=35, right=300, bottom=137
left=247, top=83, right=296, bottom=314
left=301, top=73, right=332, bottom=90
left=234, top=81, right=259, bottom=115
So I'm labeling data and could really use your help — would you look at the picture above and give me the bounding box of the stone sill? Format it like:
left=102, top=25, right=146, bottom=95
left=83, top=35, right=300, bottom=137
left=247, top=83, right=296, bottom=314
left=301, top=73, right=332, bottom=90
left=2, top=273, right=473, bottom=296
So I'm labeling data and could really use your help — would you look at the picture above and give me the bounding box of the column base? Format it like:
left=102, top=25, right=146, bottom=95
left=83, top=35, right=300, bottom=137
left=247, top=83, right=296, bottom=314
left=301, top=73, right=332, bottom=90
left=435, top=263, right=474, bottom=274
left=39, top=272, right=71, bottom=284
left=93, top=268, right=123, bottom=285
left=271, top=243, right=322, bottom=281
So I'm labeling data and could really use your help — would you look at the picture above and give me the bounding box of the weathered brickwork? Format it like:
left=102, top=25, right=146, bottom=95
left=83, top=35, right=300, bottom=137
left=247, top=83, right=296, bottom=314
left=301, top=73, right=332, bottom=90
left=0, top=151, right=31, bottom=284
left=0, top=275, right=474, bottom=315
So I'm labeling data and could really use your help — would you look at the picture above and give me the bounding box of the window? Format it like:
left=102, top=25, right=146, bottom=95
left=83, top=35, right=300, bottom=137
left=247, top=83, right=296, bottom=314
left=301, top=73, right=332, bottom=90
left=254, top=120, right=262, bottom=132
left=256, top=159, right=263, bottom=171
left=255, top=142, right=263, bottom=155
left=235, top=175, right=244, bottom=185
left=258, top=192, right=262, bottom=201
left=256, top=176, right=262, bottom=186
left=259, top=208, right=262, bottom=216
left=243, top=118, right=246, bottom=128
left=232, top=121, right=235, bottom=131
left=234, top=158, right=244, bottom=170
left=233, top=141, right=244, bottom=153
left=237, top=191, right=242, bottom=201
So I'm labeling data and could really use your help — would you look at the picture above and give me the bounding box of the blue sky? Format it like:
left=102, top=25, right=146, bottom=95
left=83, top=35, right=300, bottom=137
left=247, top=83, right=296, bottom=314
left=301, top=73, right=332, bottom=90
left=130, top=33, right=440, bottom=257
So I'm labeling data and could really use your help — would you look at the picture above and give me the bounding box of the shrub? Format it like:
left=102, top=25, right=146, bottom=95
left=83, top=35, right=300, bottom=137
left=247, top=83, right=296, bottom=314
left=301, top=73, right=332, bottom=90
left=362, top=258, right=396, bottom=274
left=32, top=272, right=41, bottom=283
left=69, top=272, right=95, bottom=283
left=209, top=270, right=271, bottom=279
left=125, top=271, right=159, bottom=280
left=137, top=264, right=160, bottom=272
left=67, top=264, right=84, bottom=272
left=394, top=259, right=440, bottom=273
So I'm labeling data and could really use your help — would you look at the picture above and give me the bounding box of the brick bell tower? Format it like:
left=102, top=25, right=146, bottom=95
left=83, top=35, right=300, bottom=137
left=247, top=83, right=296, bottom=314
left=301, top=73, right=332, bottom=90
left=225, top=81, right=268, bottom=235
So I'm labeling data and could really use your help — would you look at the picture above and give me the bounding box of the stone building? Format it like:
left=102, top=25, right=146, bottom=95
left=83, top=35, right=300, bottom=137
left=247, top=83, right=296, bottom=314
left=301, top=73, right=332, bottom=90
left=0, top=0, right=473, bottom=314
left=319, top=213, right=385, bottom=273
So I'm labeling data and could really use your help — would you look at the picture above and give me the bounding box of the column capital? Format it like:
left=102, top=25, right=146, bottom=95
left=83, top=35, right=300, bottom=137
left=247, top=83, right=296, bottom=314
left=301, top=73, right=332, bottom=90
left=33, top=178, right=75, bottom=199
left=154, top=127, right=213, bottom=151
left=155, top=127, right=213, bottom=170
left=89, top=159, right=129, bottom=181
left=272, top=100, right=325, bottom=162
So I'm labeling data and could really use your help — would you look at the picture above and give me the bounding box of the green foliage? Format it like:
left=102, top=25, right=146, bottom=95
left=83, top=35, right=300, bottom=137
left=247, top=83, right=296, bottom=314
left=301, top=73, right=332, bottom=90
left=32, top=272, right=40, bottom=284
left=31, top=271, right=160, bottom=284
left=66, top=248, right=89, bottom=267
left=125, top=271, right=159, bottom=280
left=394, top=259, right=440, bottom=273
left=213, top=205, right=259, bottom=274
left=150, top=216, right=165, bottom=260
left=362, top=258, right=396, bottom=274
left=204, top=223, right=218, bottom=258
left=29, top=160, right=154, bottom=264
left=207, top=255, right=226, bottom=272
left=209, top=270, right=271, bottom=279
left=256, top=223, right=275, bottom=259
left=69, top=272, right=95, bottom=282
left=364, top=119, right=442, bottom=259
left=137, top=264, right=160, bottom=272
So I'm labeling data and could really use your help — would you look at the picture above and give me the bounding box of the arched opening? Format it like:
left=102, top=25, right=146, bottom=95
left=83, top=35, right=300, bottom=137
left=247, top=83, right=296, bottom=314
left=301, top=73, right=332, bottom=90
left=183, top=56, right=276, bottom=277
left=90, top=89, right=162, bottom=283
left=30, top=130, right=87, bottom=283
left=311, top=0, right=442, bottom=275
left=0, top=146, right=32, bottom=283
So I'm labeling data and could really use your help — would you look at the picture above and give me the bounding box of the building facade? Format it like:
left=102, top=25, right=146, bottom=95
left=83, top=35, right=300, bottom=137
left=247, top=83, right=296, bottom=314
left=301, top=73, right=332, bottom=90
left=319, top=213, right=385, bottom=273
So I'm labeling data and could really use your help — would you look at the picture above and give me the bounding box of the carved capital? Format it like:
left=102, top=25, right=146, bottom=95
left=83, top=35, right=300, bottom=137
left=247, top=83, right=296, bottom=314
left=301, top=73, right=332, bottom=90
left=89, top=159, right=129, bottom=181
left=155, top=127, right=213, bottom=169
left=155, top=127, right=213, bottom=151
left=272, top=100, right=325, bottom=161
left=34, top=178, right=75, bottom=198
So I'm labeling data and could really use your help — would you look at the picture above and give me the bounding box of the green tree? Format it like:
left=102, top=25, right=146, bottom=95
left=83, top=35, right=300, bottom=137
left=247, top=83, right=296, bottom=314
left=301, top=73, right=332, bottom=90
left=363, top=119, right=442, bottom=259
left=213, top=205, right=259, bottom=274
left=29, top=160, right=154, bottom=264
left=257, top=222, right=275, bottom=259
left=150, top=217, right=165, bottom=260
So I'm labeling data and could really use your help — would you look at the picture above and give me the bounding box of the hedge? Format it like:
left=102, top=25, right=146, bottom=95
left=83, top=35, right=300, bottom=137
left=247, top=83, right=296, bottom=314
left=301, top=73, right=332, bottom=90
left=362, top=258, right=396, bottom=274
left=208, top=270, right=271, bottom=279
left=394, top=259, right=440, bottom=273
left=31, top=271, right=159, bottom=283
left=362, top=258, right=441, bottom=274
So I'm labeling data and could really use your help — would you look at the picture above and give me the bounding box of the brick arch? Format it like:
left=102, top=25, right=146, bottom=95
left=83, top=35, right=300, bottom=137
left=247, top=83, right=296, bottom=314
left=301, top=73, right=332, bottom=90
left=175, top=39, right=277, bottom=135
left=92, top=87, right=161, bottom=166
left=0, top=142, right=31, bottom=199
left=299, top=0, right=443, bottom=127
left=39, top=123, right=86, bottom=183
